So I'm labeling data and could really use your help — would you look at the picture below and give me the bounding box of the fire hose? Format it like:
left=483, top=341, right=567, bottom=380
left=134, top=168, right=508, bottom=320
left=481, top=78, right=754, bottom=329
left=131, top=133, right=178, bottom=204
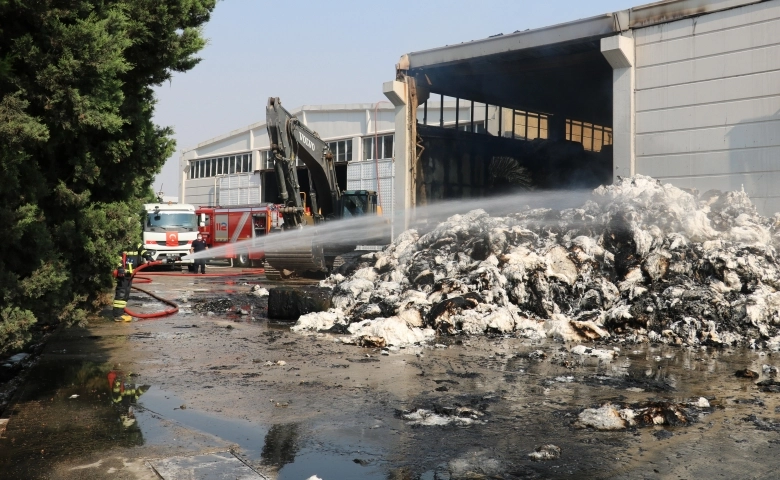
left=121, top=260, right=265, bottom=319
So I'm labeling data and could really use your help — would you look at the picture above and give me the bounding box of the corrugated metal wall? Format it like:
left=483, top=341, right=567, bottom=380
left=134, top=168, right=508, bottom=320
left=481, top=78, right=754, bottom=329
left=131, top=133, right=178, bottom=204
left=217, top=174, right=262, bottom=206
left=347, top=160, right=394, bottom=213
left=634, top=1, right=780, bottom=215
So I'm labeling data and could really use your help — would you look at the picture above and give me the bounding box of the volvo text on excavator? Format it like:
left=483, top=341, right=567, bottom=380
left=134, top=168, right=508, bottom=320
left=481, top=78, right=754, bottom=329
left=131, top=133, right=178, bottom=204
left=265, top=97, right=383, bottom=278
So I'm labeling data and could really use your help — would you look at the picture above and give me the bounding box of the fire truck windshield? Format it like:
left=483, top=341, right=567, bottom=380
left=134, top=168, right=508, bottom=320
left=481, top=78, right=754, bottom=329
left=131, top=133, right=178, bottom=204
left=145, top=212, right=198, bottom=231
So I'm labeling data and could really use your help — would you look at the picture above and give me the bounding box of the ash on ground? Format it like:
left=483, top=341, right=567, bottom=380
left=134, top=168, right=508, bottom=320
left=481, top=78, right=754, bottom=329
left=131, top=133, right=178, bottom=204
left=192, top=290, right=268, bottom=318
left=295, top=176, right=780, bottom=350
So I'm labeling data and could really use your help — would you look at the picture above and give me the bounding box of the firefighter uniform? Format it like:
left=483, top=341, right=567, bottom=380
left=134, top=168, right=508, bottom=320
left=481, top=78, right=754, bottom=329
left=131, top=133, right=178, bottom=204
left=112, top=243, right=151, bottom=322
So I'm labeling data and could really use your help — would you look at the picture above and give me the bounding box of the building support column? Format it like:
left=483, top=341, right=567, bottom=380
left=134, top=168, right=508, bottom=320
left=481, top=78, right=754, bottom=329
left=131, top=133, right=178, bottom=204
left=383, top=79, right=411, bottom=236
left=601, top=33, right=635, bottom=180
left=179, top=151, right=195, bottom=203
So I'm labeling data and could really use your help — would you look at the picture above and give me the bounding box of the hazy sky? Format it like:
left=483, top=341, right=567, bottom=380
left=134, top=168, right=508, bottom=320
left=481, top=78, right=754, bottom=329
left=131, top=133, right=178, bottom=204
left=152, top=0, right=641, bottom=198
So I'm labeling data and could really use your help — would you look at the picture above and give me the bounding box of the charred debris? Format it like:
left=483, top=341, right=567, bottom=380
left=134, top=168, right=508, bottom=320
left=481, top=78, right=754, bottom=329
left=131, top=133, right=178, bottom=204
left=292, top=175, right=780, bottom=350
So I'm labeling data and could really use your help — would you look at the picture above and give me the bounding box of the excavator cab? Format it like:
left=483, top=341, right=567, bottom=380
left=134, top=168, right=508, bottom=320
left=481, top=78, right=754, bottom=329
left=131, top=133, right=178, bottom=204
left=340, top=190, right=378, bottom=218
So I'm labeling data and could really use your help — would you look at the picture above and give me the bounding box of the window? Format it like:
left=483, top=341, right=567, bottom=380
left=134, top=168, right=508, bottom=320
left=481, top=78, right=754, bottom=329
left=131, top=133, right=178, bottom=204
left=457, top=121, right=486, bottom=133
left=188, top=152, right=254, bottom=179
left=362, top=134, right=394, bottom=160
left=326, top=139, right=353, bottom=163
left=512, top=110, right=548, bottom=140
left=566, top=120, right=612, bottom=152
left=260, top=150, right=275, bottom=170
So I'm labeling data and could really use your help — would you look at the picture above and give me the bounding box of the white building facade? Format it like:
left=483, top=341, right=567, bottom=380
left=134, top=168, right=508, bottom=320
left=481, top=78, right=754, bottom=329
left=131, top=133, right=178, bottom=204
left=180, top=101, right=474, bottom=215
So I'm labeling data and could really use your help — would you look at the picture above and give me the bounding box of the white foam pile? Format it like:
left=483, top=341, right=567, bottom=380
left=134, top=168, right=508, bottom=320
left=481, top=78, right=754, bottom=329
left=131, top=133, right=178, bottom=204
left=294, top=176, right=780, bottom=349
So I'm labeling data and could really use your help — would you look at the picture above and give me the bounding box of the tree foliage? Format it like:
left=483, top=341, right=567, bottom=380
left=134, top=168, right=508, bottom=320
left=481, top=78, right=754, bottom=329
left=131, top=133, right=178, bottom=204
left=0, top=0, right=216, bottom=353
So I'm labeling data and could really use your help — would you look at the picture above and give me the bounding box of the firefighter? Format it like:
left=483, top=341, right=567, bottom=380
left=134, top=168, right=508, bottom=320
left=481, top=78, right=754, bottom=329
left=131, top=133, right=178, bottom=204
left=190, top=233, right=208, bottom=274
left=112, top=242, right=152, bottom=322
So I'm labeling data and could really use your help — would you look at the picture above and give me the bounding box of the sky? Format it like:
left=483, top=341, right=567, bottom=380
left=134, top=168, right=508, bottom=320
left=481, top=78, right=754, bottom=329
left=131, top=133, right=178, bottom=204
left=152, top=0, right=641, bottom=198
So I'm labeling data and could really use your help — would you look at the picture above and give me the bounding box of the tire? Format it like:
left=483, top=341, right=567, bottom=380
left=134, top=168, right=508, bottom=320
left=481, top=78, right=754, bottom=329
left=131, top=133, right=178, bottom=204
left=231, top=254, right=250, bottom=268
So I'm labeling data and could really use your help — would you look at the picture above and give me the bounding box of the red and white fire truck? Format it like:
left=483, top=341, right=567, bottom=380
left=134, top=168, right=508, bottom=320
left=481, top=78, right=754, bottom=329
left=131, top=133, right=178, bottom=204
left=195, top=204, right=283, bottom=267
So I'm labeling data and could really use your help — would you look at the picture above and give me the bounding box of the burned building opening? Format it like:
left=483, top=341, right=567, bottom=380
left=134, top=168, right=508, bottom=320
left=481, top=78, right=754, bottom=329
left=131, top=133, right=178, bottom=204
left=408, top=35, right=615, bottom=202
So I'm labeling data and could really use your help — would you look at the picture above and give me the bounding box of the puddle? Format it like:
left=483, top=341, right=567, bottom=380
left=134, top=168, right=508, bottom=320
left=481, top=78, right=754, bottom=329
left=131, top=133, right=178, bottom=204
left=277, top=448, right=385, bottom=480
left=0, top=350, right=387, bottom=479
left=139, top=387, right=386, bottom=479
left=0, top=357, right=148, bottom=478
left=137, top=386, right=269, bottom=456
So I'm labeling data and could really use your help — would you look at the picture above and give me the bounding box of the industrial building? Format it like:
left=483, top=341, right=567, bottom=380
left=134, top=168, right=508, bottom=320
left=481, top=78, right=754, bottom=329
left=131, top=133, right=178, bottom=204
left=179, top=101, right=470, bottom=213
left=183, top=0, right=780, bottom=236
left=385, top=0, right=780, bottom=227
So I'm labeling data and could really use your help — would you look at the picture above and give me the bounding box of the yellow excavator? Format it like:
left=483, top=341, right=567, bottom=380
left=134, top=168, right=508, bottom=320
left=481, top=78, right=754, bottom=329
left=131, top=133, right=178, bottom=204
left=264, top=97, right=382, bottom=279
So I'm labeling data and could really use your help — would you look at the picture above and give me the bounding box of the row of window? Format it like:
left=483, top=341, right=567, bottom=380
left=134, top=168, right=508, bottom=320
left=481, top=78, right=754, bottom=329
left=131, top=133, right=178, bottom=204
left=419, top=94, right=613, bottom=153
left=566, top=120, right=613, bottom=153
left=512, top=110, right=549, bottom=141
left=189, top=154, right=252, bottom=180
left=362, top=134, right=394, bottom=161
left=255, top=137, right=388, bottom=172
left=327, top=139, right=353, bottom=163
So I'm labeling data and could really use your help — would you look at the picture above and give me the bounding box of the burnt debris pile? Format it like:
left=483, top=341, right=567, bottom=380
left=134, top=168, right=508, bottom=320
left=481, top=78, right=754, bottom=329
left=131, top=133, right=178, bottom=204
left=296, top=175, right=780, bottom=348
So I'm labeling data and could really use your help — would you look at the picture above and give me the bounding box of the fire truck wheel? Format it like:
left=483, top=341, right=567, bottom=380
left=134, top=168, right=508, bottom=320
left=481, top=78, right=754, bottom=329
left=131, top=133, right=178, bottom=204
left=231, top=254, right=250, bottom=268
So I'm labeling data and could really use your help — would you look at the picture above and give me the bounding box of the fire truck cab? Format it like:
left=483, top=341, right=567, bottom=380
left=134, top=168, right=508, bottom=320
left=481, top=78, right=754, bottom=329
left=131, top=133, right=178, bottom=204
left=142, top=202, right=198, bottom=266
left=195, top=204, right=282, bottom=267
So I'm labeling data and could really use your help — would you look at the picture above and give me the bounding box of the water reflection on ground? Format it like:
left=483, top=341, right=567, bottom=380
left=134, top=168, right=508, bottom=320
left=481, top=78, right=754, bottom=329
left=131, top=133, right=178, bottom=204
left=0, top=358, right=147, bottom=478
left=3, top=313, right=780, bottom=479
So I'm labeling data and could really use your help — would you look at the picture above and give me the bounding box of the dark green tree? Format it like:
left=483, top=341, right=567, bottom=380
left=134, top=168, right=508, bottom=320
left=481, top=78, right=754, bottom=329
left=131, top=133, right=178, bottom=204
left=0, top=0, right=216, bottom=353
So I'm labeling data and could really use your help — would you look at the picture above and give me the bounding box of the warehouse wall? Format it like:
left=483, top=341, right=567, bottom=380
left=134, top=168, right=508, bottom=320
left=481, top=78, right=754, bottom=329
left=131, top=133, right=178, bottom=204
left=634, top=0, right=780, bottom=215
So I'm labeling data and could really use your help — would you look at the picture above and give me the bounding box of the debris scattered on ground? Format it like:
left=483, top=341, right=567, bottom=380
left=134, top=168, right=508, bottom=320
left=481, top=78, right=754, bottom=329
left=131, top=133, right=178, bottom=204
left=575, top=398, right=713, bottom=431
left=570, top=345, right=617, bottom=362
left=447, top=451, right=504, bottom=478
left=744, top=414, right=780, bottom=432
left=399, top=405, right=485, bottom=426
left=250, top=285, right=269, bottom=296
left=291, top=176, right=780, bottom=349
left=193, top=298, right=233, bottom=314
left=756, top=379, right=780, bottom=393
left=528, top=444, right=561, bottom=461
left=192, top=291, right=268, bottom=320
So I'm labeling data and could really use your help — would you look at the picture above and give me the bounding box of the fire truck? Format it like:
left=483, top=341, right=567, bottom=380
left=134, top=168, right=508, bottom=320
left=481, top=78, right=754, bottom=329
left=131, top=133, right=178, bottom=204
left=195, top=204, right=283, bottom=267
left=142, top=202, right=198, bottom=267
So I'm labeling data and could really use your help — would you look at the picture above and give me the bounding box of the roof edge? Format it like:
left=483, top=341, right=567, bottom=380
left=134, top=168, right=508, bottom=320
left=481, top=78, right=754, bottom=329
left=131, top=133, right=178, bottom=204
left=182, top=102, right=395, bottom=153
left=403, top=0, right=768, bottom=71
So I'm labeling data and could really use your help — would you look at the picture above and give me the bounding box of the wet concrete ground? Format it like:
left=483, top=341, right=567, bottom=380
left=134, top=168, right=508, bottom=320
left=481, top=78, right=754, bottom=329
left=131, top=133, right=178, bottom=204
left=2, top=265, right=780, bottom=479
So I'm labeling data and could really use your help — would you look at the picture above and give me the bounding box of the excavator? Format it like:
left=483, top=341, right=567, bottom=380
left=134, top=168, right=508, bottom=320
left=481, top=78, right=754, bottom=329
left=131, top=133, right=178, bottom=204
left=264, top=97, right=382, bottom=279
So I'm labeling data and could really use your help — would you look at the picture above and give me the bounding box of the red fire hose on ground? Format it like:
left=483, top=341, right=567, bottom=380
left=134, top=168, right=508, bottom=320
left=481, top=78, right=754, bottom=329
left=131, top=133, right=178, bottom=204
left=123, top=261, right=265, bottom=319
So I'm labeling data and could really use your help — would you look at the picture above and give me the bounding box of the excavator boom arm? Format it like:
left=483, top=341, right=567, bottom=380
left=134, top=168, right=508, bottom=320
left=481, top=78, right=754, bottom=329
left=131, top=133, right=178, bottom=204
left=266, top=97, right=341, bottom=227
